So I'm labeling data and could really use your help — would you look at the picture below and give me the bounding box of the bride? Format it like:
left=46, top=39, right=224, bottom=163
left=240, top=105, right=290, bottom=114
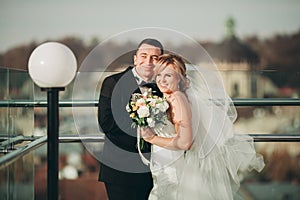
left=139, top=53, right=265, bottom=200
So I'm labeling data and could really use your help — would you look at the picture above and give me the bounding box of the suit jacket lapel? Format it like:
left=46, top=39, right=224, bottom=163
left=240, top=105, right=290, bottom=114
left=111, top=67, right=140, bottom=137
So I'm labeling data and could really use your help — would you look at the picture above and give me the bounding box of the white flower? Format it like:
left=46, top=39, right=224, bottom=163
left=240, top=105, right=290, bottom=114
left=137, top=106, right=150, bottom=118
left=147, top=117, right=155, bottom=127
left=148, top=98, right=156, bottom=106
left=126, top=104, right=131, bottom=112
left=156, top=101, right=169, bottom=112
left=136, top=98, right=146, bottom=106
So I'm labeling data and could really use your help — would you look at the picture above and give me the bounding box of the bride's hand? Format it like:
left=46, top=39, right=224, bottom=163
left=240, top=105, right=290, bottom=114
left=139, top=127, right=156, bottom=142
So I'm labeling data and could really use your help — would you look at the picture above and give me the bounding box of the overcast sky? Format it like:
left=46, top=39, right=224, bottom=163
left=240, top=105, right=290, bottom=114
left=1, top=0, right=300, bottom=53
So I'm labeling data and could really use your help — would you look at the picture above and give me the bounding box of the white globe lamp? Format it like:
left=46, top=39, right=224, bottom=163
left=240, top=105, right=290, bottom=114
left=28, top=42, right=77, bottom=200
left=28, top=42, right=77, bottom=88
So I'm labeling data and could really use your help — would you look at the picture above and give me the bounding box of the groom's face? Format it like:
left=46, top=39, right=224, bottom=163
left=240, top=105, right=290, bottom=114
left=134, top=43, right=162, bottom=81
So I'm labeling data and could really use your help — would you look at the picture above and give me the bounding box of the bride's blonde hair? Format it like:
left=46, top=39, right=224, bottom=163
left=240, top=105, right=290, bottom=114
left=155, top=53, right=190, bottom=93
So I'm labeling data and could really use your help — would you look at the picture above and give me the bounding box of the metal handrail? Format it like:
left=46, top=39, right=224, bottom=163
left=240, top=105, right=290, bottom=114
left=59, top=134, right=105, bottom=143
left=58, top=134, right=300, bottom=143
left=1, top=133, right=300, bottom=168
left=233, top=98, right=300, bottom=106
left=1, top=98, right=300, bottom=107
left=0, top=136, right=47, bottom=169
left=249, top=134, right=300, bottom=142
left=1, top=133, right=299, bottom=146
left=0, top=135, right=37, bottom=148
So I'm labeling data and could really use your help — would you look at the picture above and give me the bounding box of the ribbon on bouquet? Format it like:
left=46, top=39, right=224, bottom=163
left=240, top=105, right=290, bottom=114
left=137, top=128, right=151, bottom=166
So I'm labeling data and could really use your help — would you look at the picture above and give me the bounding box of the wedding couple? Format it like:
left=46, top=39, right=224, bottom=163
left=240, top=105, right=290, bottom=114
left=98, top=38, right=265, bottom=200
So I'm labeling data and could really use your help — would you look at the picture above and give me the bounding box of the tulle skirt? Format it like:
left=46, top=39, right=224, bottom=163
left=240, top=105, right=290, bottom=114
left=149, top=134, right=265, bottom=200
left=178, top=134, right=265, bottom=200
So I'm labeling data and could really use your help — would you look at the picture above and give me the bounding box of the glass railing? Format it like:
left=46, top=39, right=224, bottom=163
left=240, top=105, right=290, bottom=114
left=0, top=67, right=35, bottom=200
left=1, top=67, right=300, bottom=199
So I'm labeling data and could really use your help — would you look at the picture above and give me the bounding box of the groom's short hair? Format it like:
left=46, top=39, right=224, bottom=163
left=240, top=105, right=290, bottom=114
left=136, top=38, right=164, bottom=54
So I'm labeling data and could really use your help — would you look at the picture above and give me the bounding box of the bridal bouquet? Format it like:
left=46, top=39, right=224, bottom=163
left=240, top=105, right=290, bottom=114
left=126, top=88, right=169, bottom=149
left=126, top=88, right=169, bottom=128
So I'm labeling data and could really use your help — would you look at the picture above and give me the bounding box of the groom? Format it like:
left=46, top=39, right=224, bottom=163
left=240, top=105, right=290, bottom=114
left=98, top=38, right=164, bottom=200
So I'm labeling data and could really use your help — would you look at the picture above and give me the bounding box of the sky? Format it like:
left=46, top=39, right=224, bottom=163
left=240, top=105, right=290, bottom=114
left=1, top=0, right=300, bottom=53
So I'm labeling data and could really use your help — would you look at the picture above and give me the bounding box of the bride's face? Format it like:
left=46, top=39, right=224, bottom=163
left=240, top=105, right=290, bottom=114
left=156, top=65, right=180, bottom=94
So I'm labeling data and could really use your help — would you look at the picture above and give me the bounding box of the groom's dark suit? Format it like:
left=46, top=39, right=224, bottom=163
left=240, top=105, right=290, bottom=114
left=98, top=66, right=160, bottom=199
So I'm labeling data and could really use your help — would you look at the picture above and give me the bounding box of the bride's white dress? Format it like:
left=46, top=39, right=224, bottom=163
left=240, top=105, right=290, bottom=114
left=148, top=107, right=265, bottom=200
left=139, top=68, right=265, bottom=199
left=149, top=120, right=184, bottom=200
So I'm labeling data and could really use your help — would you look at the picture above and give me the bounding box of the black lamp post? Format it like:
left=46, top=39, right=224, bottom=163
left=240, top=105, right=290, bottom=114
left=44, top=87, right=63, bottom=199
left=28, top=42, right=77, bottom=200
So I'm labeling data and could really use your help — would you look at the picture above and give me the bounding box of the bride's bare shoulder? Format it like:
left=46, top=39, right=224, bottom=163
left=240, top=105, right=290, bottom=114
left=169, top=91, right=192, bottom=125
left=169, top=91, right=191, bottom=113
left=169, top=91, right=189, bottom=104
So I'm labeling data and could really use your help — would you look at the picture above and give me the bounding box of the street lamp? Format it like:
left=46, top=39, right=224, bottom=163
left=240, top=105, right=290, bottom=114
left=28, top=42, right=77, bottom=200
